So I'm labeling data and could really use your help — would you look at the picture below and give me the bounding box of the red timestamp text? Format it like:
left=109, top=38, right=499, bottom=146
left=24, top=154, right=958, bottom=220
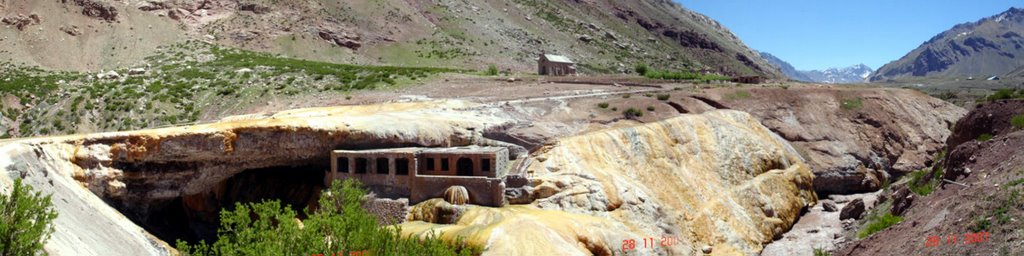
left=924, top=231, right=989, bottom=247
left=621, top=235, right=681, bottom=251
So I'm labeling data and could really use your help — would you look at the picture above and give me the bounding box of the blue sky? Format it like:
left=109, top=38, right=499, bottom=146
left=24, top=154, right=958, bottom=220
left=676, top=1, right=1022, bottom=71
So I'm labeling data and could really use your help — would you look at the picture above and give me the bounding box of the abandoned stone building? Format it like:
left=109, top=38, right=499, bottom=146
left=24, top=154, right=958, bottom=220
left=329, top=146, right=510, bottom=207
left=537, top=54, right=577, bottom=76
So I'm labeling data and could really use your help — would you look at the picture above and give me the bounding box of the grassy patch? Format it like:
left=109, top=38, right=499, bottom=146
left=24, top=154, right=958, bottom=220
left=977, top=133, right=994, bottom=142
left=841, top=97, right=864, bottom=110
left=1012, top=114, right=1024, bottom=129
left=1, top=41, right=462, bottom=138
left=597, top=102, right=609, bottom=109
left=969, top=217, right=991, bottom=232
left=656, top=94, right=670, bottom=101
left=813, top=248, right=831, bottom=256
left=1006, top=178, right=1024, bottom=188
left=857, top=213, right=904, bottom=239
left=725, top=90, right=752, bottom=101
left=984, top=88, right=1024, bottom=102
left=908, top=167, right=942, bottom=196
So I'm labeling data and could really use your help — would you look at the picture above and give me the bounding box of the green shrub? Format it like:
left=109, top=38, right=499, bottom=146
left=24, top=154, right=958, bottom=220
left=0, top=179, right=59, bottom=255
left=176, top=180, right=477, bottom=256
left=485, top=64, right=498, bottom=76
left=633, top=64, right=648, bottom=75
left=813, top=247, right=831, bottom=256
left=977, top=133, right=994, bottom=142
left=857, top=213, right=903, bottom=238
left=841, top=97, right=863, bottom=110
left=647, top=106, right=655, bottom=111
left=597, top=102, right=609, bottom=109
left=1012, top=114, right=1024, bottom=129
left=1006, top=178, right=1024, bottom=188
left=623, top=108, right=644, bottom=118
left=908, top=168, right=941, bottom=196
left=611, top=107, right=618, bottom=111
left=656, top=94, right=670, bottom=101
left=969, top=217, right=990, bottom=232
left=985, top=88, right=1019, bottom=102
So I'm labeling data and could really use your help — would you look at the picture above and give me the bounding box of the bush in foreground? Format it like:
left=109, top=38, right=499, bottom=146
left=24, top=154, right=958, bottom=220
left=176, top=179, right=478, bottom=256
left=622, top=108, right=644, bottom=119
left=1, top=179, right=58, bottom=255
left=485, top=64, right=498, bottom=76
left=857, top=213, right=903, bottom=239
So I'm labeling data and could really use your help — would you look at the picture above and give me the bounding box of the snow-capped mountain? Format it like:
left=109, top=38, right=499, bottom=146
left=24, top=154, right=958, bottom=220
left=759, top=52, right=873, bottom=84
left=803, top=64, right=874, bottom=84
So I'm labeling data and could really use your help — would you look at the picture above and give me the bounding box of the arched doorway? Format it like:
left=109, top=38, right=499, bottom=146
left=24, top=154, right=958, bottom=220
left=456, top=158, right=474, bottom=176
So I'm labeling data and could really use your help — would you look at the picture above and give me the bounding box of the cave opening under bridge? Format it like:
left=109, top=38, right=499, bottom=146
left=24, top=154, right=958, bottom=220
left=134, top=164, right=328, bottom=245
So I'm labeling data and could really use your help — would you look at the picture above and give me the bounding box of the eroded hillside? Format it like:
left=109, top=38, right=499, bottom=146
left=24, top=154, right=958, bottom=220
left=0, top=0, right=780, bottom=77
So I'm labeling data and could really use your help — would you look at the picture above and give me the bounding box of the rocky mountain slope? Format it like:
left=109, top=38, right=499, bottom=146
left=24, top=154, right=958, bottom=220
left=871, top=7, right=1024, bottom=81
left=759, top=51, right=815, bottom=81
left=760, top=52, right=872, bottom=83
left=838, top=99, right=1024, bottom=255
left=0, top=0, right=782, bottom=77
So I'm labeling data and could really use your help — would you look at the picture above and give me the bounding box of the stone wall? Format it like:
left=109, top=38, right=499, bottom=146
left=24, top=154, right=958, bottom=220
left=409, top=176, right=506, bottom=207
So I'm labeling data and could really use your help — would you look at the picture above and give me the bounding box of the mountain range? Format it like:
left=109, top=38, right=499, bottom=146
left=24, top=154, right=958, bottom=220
left=0, top=0, right=781, bottom=78
left=759, top=52, right=872, bottom=83
left=871, top=7, right=1024, bottom=81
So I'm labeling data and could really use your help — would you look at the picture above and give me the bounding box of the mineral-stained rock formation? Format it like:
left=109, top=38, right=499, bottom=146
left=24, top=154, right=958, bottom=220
left=0, top=100, right=516, bottom=254
left=404, top=110, right=817, bottom=255
left=1, top=101, right=816, bottom=255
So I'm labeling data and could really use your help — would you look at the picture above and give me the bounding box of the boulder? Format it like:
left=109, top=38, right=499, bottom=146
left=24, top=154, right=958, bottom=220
left=60, top=25, right=82, bottom=36
left=890, top=186, right=914, bottom=216
left=96, top=71, right=121, bottom=79
left=317, top=27, right=362, bottom=50
left=238, top=3, right=271, bottom=14
left=127, top=68, right=146, bottom=75
left=822, top=200, right=839, bottom=212
left=840, top=198, right=865, bottom=220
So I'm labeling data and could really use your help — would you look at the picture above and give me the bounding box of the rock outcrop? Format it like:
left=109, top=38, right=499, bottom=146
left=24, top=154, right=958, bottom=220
left=67, top=0, right=118, bottom=22
left=0, top=100, right=517, bottom=254
left=316, top=26, right=362, bottom=50
left=0, top=144, right=171, bottom=255
left=404, top=110, right=817, bottom=255
left=1, top=13, right=41, bottom=30
left=716, top=88, right=966, bottom=194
